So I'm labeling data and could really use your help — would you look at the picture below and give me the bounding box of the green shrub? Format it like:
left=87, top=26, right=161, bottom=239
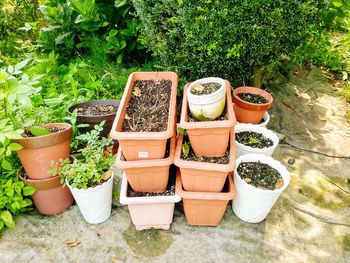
left=133, top=0, right=330, bottom=85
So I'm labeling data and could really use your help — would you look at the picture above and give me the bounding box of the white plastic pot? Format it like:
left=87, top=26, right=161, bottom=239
left=187, top=77, right=226, bottom=120
left=235, top=124, right=279, bottom=158
left=232, top=154, right=290, bottom=223
left=67, top=173, right=114, bottom=224
left=236, top=111, right=270, bottom=127
left=120, top=174, right=181, bottom=230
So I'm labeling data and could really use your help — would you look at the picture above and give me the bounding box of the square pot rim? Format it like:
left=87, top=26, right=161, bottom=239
left=178, top=80, right=236, bottom=129
left=175, top=170, right=236, bottom=200
left=110, top=72, right=178, bottom=140
left=173, top=131, right=236, bottom=172
left=119, top=174, right=181, bottom=205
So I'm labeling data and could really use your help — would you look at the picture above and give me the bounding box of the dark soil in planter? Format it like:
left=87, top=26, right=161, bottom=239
left=190, top=82, right=221, bottom=95
left=22, top=127, right=65, bottom=138
left=235, top=131, right=273, bottom=148
left=181, top=135, right=229, bottom=164
left=238, top=93, right=269, bottom=104
left=188, top=107, right=228, bottom=122
left=122, top=80, right=172, bottom=132
left=76, top=105, right=117, bottom=116
left=237, top=161, right=283, bottom=190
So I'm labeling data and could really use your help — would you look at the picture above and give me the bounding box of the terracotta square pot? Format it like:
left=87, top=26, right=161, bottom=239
left=176, top=170, right=235, bottom=226
left=115, top=135, right=176, bottom=193
left=178, top=81, right=235, bottom=157
left=110, top=72, right=178, bottom=161
left=120, top=174, right=181, bottom=230
left=173, top=131, right=235, bottom=192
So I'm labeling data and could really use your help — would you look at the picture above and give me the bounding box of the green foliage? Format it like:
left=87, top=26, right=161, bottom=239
left=133, top=0, right=330, bottom=84
left=55, top=122, right=115, bottom=189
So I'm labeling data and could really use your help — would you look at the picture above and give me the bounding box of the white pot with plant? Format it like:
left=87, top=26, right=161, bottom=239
left=187, top=77, right=226, bottom=120
left=235, top=124, right=279, bottom=158
left=56, top=122, right=115, bottom=224
left=232, top=154, right=290, bottom=223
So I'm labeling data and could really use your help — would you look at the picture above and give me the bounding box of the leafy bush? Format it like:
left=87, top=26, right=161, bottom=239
left=133, top=0, right=330, bottom=85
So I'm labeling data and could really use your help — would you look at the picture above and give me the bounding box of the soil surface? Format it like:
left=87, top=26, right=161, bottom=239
left=77, top=105, right=117, bottom=116
left=180, top=136, right=229, bottom=164
left=237, top=161, right=283, bottom=190
left=122, top=80, right=171, bottom=132
left=190, top=82, right=221, bottom=95
left=127, top=184, right=175, bottom=197
left=2, top=66, right=350, bottom=263
left=237, top=92, right=269, bottom=104
left=22, top=127, right=65, bottom=138
left=236, top=131, right=273, bottom=148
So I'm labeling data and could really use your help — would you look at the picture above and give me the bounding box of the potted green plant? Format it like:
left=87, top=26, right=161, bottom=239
left=56, top=122, right=115, bottom=224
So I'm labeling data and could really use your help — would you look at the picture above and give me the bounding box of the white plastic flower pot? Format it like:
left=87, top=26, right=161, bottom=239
left=187, top=77, right=226, bottom=120
left=235, top=111, right=270, bottom=127
left=67, top=173, right=114, bottom=224
left=232, top=154, right=290, bottom=223
left=235, top=124, right=279, bottom=158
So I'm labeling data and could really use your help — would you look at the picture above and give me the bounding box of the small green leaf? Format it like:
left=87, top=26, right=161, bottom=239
left=249, top=137, right=260, bottom=144
left=5, top=188, right=14, bottom=197
left=177, top=127, right=185, bottom=135
left=0, top=211, right=15, bottom=228
left=0, top=220, right=4, bottom=230
left=23, top=186, right=36, bottom=196
left=9, top=143, right=23, bottom=151
left=182, top=142, right=190, bottom=157
left=29, top=126, right=51, bottom=137
left=1, top=159, right=12, bottom=171
left=4, top=131, right=23, bottom=140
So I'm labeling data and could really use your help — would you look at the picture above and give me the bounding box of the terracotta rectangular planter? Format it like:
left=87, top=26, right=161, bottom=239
left=176, top=170, right=235, bottom=226
left=178, top=81, right=235, bottom=157
left=173, top=131, right=235, bottom=192
left=115, top=135, right=175, bottom=192
left=120, top=174, right=181, bottom=230
left=110, top=72, right=178, bottom=161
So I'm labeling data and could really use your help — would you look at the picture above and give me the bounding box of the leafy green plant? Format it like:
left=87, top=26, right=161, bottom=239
left=55, top=122, right=115, bottom=190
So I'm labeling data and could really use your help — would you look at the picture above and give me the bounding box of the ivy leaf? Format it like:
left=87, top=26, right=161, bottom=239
left=0, top=211, right=15, bottom=228
left=1, top=159, right=12, bottom=171
left=29, top=126, right=51, bottom=137
left=9, top=143, right=23, bottom=151
left=182, top=142, right=190, bottom=157
left=23, top=186, right=36, bottom=196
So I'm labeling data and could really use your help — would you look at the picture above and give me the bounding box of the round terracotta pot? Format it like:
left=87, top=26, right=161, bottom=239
left=14, top=123, right=72, bottom=180
left=67, top=100, right=120, bottom=137
left=232, top=86, right=273, bottom=124
left=19, top=172, right=74, bottom=216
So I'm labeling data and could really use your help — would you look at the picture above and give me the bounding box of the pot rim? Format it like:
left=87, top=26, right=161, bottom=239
left=67, top=99, right=120, bottom=118
left=18, top=168, right=63, bottom=190
left=232, top=86, right=273, bottom=110
left=66, top=170, right=114, bottom=193
left=187, top=77, right=226, bottom=101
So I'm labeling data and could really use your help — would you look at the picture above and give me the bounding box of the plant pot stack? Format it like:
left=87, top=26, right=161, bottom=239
left=112, top=72, right=181, bottom=230
left=174, top=79, right=236, bottom=226
left=15, top=123, right=74, bottom=215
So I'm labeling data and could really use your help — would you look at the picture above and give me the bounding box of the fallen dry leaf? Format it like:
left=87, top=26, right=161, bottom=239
left=66, top=239, right=81, bottom=247
left=318, top=115, right=328, bottom=122
left=244, top=178, right=252, bottom=183
left=192, top=84, right=205, bottom=92
left=275, top=179, right=284, bottom=189
left=124, top=113, right=131, bottom=120
left=132, top=86, right=142, bottom=97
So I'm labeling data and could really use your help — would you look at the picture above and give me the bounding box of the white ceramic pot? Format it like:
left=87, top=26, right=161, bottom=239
left=235, top=124, right=279, bottom=158
left=67, top=173, right=114, bottom=224
left=235, top=111, right=270, bottom=127
left=120, top=174, right=181, bottom=230
left=187, top=77, right=226, bottom=120
left=232, top=154, right=290, bottom=223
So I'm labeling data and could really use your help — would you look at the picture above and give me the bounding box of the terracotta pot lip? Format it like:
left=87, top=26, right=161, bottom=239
left=120, top=174, right=181, bottom=204
left=67, top=99, right=120, bottom=118
left=232, top=86, right=273, bottom=107
left=14, top=123, right=72, bottom=150
left=175, top=170, right=235, bottom=200
left=110, top=71, right=178, bottom=140
left=19, top=172, right=59, bottom=183
left=179, top=81, right=236, bottom=129
left=18, top=168, right=63, bottom=190
left=115, top=135, right=176, bottom=168
left=173, top=131, right=236, bottom=172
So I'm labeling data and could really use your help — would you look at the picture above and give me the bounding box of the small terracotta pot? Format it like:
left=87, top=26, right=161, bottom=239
left=14, top=123, right=72, bottom=180
left=120, top=174, right=181, bottom=230
left=115, top=135, right=175, bottom=192
left=178, top=81, right=235, bottom=157
left=110, top=72, right=178, bottom=161
left=67, top=99, right=120, bottom=137
left=176, top=170, right=235, bottom=226
left=232, top=86, right=273, bottom=124
left=173, top=131, right=235, bottom=192
left=19, top=172, right=73, bottom=216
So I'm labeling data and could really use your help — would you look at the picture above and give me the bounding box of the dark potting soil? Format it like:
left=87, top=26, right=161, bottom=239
left=237, top=92, right=269, bottom=104
left=76, top=105, right=117, bottom=116
left=235, top=131, right=273, bottom=148
left=188, top=107, right=228, bottom=122
left=237, top=161, right=283, bottom=190
left=180, top=135, right=230, bottom=164
left=190, top=82, right=221, bottom=95
left=122, top=80, right=172, bottom=132
left=22, top=127, right=65, bottom=138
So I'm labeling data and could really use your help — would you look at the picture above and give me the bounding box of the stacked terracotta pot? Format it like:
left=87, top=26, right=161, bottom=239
left=174, top=80, right=236, bottom=226
left=112, top=72, right=181, bottom=230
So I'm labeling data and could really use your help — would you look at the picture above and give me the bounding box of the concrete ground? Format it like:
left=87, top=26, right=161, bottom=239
left=0, top=67, right=349, bottom=263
